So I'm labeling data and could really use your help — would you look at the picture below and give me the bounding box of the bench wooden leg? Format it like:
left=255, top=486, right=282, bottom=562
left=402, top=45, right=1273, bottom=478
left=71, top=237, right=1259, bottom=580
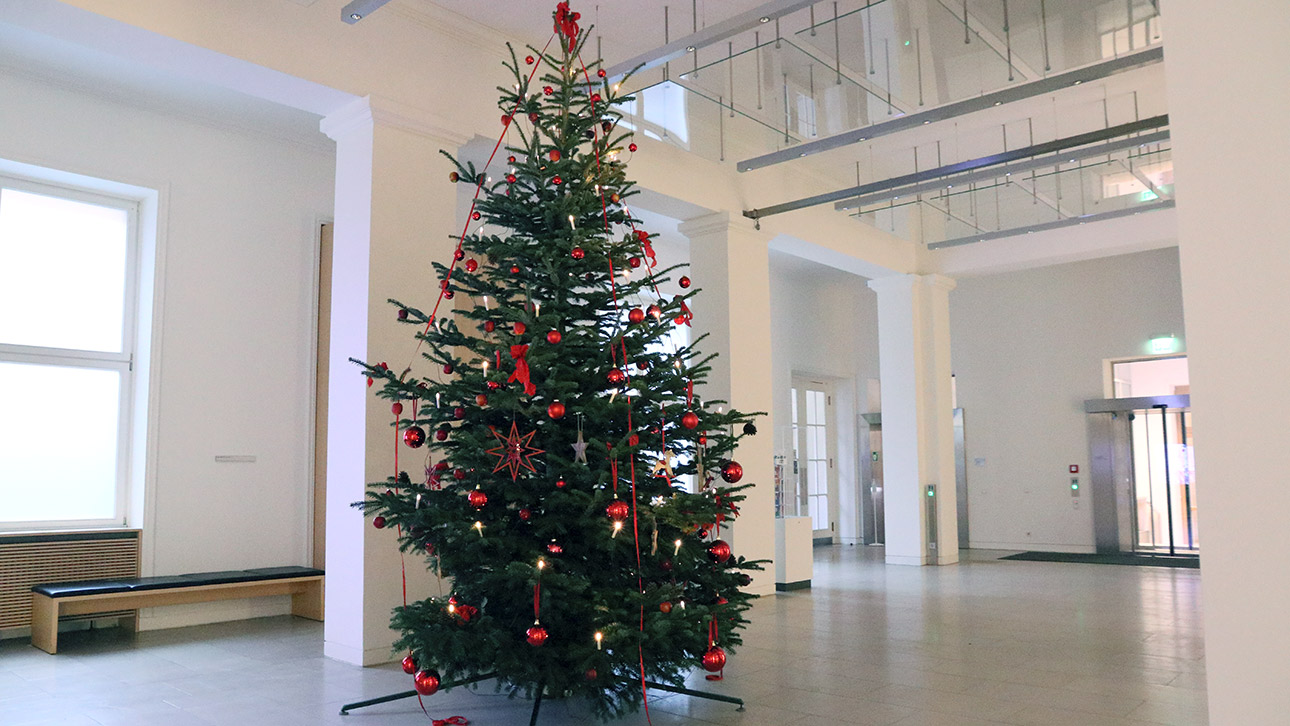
left=291, top=579, right=324, bottom=621
left=30, top=593, right=59, bottom=654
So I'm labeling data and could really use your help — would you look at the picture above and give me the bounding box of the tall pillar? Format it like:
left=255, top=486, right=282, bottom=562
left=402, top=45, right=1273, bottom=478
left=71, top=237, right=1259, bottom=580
left=867, top=274, right=958, bottom=566
left=679, top=212, right=776, bottom=596
left=1162, top=2, right=1290, bottom=722
left=320, top=96, right=467, bottom=665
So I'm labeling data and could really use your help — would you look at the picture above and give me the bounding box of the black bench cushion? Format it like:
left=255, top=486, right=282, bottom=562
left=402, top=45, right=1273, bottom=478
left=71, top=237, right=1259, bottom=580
left=33, top=566, right=324, bottom=598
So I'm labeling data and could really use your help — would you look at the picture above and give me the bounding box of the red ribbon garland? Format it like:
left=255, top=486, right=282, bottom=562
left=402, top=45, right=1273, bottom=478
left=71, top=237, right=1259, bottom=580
left=507, top=344, right=536, bottom=396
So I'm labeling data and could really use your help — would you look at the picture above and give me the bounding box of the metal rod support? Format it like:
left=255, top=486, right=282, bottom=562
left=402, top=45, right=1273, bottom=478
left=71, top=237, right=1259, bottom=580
left=339, top=673, right=497, bottom=715
left=642, top=680, right=746, bottom=709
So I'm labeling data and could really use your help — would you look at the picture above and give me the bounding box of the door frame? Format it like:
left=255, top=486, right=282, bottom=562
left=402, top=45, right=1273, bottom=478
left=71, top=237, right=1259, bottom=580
left=790, top=375, right=840, bottom=543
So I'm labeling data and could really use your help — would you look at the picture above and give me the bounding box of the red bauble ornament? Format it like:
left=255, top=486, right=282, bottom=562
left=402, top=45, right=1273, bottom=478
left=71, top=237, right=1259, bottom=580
left=414, top=669, right=441, bottom=696
left=547, top=541, right=563, bottom=554
left=708, top=540, right=732, bottom=564
left=487, top=380, right=501, bottom=390
left=556, top=478, right=566, bottom=488
left=546, top=330, right=562, bottom=344
left=636, top=361, right=648, bottom=371
left=401, top=655, right=417, bottom=674
left=435, top=461, right=449, bottom=471
left=628, top=434, right=640, bottom=446
left=659, top=601, right=673, bottom=613
left=606, top=500, right=630, bottom=521
left=549, top=149, right=561, bottom=161
left=454, top=407, right=466, bottom=419
left=679, top=275, right=692, bottom=288
left=468, top=489, right=488, bottom=509
left=721, top=461, right=744, bottom=484
left=528, top=112, right=539, bottom=124
left=397, top=308, right=408, bottom=320
left=373, top=516, right=387, bottom=529
left=476, top=393, right=488, bottom=407
left=506, top=173, right=517, bottom=183
left=547, top=402, right=566, bottom=419
left=647, top=304, right=662, bottom=319
left=403, top=426, right=426, bottom=448
left=607, top=368, right=626, bottom=385
left=597, top=68, right=607, bottom=78
left=449, top=171, right=460, bottom=182
left=484, top=320, right=496, bottom=332
left=628, top=308, right=645, bottom=324
left=454, top=249, right=465, bottom=261
left=681, top=412, right=700, bottom=429
left=471, top=211, right=481, bottom=221
left=552, top=176, right=563, bottom=185
left=610, top=192, right=620, bottom=203
left=443, top=363, right=454, bottom=374
left=392, top=402, right=404, bottom=415
left=526, top=625, right=548, bottom=646
left=443, top=290, right=454, bottom=300
left=501, top=114, right=512, bottom=126
left=629, top=142, right=638, bottom=152
left=508, top=155, right=517, bottom=163
left=513, top=322, right=527, bottom=335
left=698, top=435, right=708, bottom=446
left=510, top=265, right=521, bottom=274
left=628, top=256, right=641, bottom=269
left=543, top=86, right=553, bottom=95
left=453, top=468, right=466, bottom=481
left=585, top=668, right=598, bottom=680
left=701, top=646, right=726, bottom=672
left=518, top=508, right=532, bottom=521
left=571, top=247, right=585, bottom=260
left=435, top=427, right=449, bottom=442
left=466, top=259, right=479, bottom=272
left=525, top=55, right=535, bottom=64
left=591, top=93, right=601, bottom=103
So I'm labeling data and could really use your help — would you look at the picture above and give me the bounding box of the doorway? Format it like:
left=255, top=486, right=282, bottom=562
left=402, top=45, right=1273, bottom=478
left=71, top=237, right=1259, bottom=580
left=790, top=378, right=838, bottom=543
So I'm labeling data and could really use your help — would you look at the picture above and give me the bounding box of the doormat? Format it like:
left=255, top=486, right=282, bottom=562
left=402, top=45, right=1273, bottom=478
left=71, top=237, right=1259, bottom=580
left=999, top=551, right=1199, bottom=569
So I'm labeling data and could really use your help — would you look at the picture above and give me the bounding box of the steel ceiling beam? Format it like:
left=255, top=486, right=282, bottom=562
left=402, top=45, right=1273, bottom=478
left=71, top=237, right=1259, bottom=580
left=833, top=129, right=1170, bottom=210
left=341, top=0, right=392, bottom=24
left=737, top=46, right=1164, bottom=172
left=742, top=114, right=1168, bottom=221
left=604, top=0, right=822, bottom=81
left=925, top=199, right=1176, bottom=249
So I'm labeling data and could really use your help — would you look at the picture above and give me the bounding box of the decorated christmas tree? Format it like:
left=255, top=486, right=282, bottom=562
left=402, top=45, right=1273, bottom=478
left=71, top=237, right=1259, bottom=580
left=355, top=4, right=762, bottom=721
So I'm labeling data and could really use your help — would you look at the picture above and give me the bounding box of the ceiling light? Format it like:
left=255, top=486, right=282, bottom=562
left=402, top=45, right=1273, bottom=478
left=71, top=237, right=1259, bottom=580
left=1073, top=80, right=1083, bottom=85
left=759, top=16, right=771, bottom=23
left=923, top=120, right=931, bottom=125
left=799, top=152, right=807, bottom=157
left=350, top=13, right=362, bottom=20
left=993, top=101, right=1001, bottom=106
left=686, top=46, right=696, bottom=52
left=342, top=0, right=392, bottom=24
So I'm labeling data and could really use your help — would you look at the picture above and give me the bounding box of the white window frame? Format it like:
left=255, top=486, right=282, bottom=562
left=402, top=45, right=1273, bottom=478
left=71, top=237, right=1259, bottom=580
left=0, top=174, right=141, bottom=531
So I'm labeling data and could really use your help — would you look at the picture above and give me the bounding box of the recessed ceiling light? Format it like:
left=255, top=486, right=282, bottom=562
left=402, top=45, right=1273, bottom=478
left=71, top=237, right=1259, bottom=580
left=993, top=101, right=1001, bottom=106
left=799, top=152, right=807, bottom=157
left=1073, top=80, right=1083, bottom=85
left=923, top=120, right=931, bottom=125
left=686, top=46, right=696, bottom=52
left=350, top=13, right=362, bottom=19
left=759, top=16, right=770, bottom=23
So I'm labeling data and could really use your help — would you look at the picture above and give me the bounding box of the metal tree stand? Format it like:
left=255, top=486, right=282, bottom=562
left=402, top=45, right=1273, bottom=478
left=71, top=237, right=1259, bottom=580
left=339, top=674, right=745, bottom=723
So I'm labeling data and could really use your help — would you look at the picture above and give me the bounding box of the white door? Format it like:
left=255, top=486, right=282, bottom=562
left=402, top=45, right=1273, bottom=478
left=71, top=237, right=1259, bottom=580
left=791, top=378, right=838, bottom=541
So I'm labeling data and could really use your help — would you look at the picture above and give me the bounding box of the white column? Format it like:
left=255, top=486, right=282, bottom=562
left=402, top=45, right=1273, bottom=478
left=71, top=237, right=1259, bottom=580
left=679, top=212, right=776, bottom=596
left=867, top=274, right=958, bottom=566
left=1162, top=2, right=1290, bottom=722
left=320, top=96, right=467, bottom=665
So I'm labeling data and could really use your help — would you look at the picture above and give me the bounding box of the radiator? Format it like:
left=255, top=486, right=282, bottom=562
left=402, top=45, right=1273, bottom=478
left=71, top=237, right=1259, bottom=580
left=0, top=530, right=141, bottom=629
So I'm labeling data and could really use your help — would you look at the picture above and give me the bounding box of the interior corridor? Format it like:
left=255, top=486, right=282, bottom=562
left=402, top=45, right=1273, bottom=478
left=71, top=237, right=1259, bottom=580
left=0, top=547, right=1205, bottom=726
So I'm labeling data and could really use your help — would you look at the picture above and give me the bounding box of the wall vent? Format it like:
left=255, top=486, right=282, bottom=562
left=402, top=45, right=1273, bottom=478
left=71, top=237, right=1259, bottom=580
left=0, top=530, right=140, bottom=629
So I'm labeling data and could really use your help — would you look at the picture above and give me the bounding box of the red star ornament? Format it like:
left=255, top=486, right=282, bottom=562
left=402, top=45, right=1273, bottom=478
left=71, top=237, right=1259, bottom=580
left=487, top=422, right=545, bottom=480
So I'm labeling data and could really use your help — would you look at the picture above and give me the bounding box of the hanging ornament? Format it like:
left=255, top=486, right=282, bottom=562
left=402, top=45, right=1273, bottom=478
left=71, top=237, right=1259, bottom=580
left=547, top=402, right=566, bottom=419
left=552, top=176, right=563, bottom=185
left=606, top=499, right=630, bottom=522
left=373, top=516, right=387, bottom=529
left=708, top=540, right=732, bottom=564
left=486, top=422, right=545, bottom=480
left=543, top=85, right=554, bottom=95
left=392, top=402, right=404, bottom=415
left=628, top=308, right=645, bottom=324
left=506, top=173, right=517, bottom=183
left=651, top=450, right=677, bottom=479
left=513, top=322, right=527, bottom=335
left=414, top=669, right=441, bottom=695
left=404, top=426, right=427, bottom=448
left=449, top=171, right=460, bottom=182
left=401, top=655, right=417, bottom=674
left=475, top=393, right=488, bottom=407
left=571, top=247, right=585, bottom=260
left=721, top=460, right=744, bottom=483
left=571, top=416, right=589, bottom=464
left=526, top=625, right=549, bottom=647
left=607, top=368, right=626, bottom=385
left=454, top=407, right=466, bottom=420
left=468, top=489, right=488, bottom=509
left=629, top=142, right=638, bottom=152
left=681, top=412, right=699, bottom=429
left=585, top=668, right=598, bottom=680
left=556, top=478, right=567, bottom=488
left=647, top=304, right=662, bottom=320
left=549, top=149, right=562, bottom=161
left=743, top=422, right=758, bottom=435
left=659, top=601, right=673, bottom=613
left=546, top=541, right=563, bottom=554
left=397, top=309, right=408, bottom=321
left=518, top=508, right=532, bottom=521
left=466, top=259, right=479, bottom=272
left=435, top=426, right=450, bottom=442
left=501, top=114, right=512, bottom=126
left=546, top=330, right=562, bottom=344
left=525, top=55, right=535, bottom=65
left=678, top=275, right=691, bottom=288
left=628, top=256, right=641, bottom=269
left=701, top=646, right=726, bottom=672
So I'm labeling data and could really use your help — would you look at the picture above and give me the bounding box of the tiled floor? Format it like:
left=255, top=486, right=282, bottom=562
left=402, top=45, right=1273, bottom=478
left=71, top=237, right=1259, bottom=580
left=0, top=546, right=1207, bottom=725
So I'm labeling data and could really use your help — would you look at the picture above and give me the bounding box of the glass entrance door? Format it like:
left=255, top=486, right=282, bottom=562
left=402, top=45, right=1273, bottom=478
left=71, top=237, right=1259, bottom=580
left=791, top=380, right=836, bottom=541
left=1129, top=406, right=1198, bottom=554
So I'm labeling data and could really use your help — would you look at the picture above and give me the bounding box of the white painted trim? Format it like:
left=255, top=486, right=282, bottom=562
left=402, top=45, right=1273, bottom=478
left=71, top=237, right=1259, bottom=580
left=321, top=95, right=471, bottom=147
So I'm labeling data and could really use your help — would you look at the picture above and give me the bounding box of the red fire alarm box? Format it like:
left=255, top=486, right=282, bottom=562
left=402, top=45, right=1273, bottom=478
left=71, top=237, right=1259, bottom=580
left=1069, top=464, right=1079, bottom=474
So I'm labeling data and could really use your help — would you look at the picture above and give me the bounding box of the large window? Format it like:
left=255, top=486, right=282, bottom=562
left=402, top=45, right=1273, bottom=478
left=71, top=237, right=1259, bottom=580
left=0, top=177, right=139, bottom=530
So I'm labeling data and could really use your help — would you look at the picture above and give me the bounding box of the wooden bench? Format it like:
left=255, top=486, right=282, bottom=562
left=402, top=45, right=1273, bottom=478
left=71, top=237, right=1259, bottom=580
left=30, top=566, right=324, bottom=654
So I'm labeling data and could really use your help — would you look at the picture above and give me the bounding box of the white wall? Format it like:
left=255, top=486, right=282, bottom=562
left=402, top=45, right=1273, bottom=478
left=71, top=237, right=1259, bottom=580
left=950, top=247, right=1186, bottom=552
left=0, top=68, right=335, bottom=629
left=769, top=252, right=880, bottom=543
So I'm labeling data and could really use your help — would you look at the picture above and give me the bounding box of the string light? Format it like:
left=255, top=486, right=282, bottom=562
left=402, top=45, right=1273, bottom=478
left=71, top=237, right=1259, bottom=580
left=612, top=521, right=624, bottom=538
left=482, top=360, right=489, bottom=376
left=537, top=558, right=546, bottom=571
left=674, top=539, right=682, bottom=555
left=595, top=631, right=603, bottom=649
left=447, top=602, right=456, bottom=614
left=535, top=301, right=541, bottom=317
left=568, top=214, right=576, bottom=230
left=435, top=392, right=441, bottom=407
left=474, top=521, right=484, bottom=536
